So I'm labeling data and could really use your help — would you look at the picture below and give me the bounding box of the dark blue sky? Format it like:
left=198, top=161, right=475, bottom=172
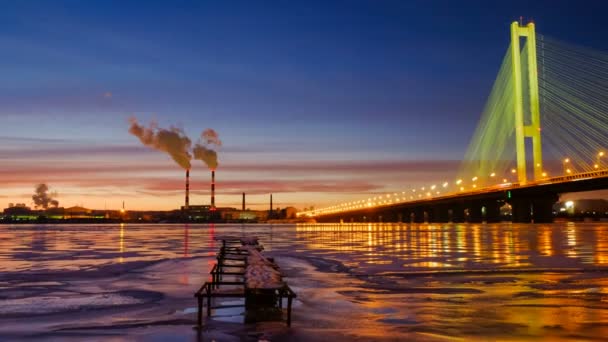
left=1, top=1, right=607, bottom=209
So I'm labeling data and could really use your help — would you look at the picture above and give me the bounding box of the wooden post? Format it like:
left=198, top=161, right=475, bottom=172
left=287, top=296, right=293, bottom=327
left=207, top=286, right=212, bottom=316
left=197, top=295, right=203, bottom=326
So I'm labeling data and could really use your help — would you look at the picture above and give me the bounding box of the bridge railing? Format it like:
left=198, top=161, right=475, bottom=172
left=299, top=168, right=608, bottom=218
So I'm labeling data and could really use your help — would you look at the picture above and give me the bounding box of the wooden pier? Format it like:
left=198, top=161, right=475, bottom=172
left=194, top=236, right=297, bottom=326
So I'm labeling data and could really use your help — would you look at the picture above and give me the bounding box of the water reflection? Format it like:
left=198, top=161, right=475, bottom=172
left=1, top=222, right=608, bottom=274
left=119, top=223, right=125, bottom=263
left=184, top=224, right=189, bottom=257
left=295, top=222, right=608, bottom=271
left=2, top=223, right=608, bottom=341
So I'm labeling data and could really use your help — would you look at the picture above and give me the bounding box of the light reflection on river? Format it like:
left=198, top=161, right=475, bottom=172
left=294, top=222, right=608, bottom=273
left=2, top=222, right=608, bottom=274
left=1, top=222, right=608, bottom=341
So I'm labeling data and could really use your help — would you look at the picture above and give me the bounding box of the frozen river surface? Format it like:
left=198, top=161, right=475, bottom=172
left=1, top=222, right=608, bottom=341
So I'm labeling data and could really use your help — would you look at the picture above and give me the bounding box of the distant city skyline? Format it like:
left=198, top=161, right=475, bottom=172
left=2, top=1, right=607, bottom=210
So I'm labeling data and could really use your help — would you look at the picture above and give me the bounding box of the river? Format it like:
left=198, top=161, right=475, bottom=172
left=1, top=223, right=607, bottom=341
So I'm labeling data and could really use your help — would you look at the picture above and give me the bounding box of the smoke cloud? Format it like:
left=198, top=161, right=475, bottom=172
left=32, top=183, right=59, bottom=209
left=201, top=128, right=222, bottom=146
left=193, top=129, right=222, bottom=170
left=128, top=117, right=192, bottom=169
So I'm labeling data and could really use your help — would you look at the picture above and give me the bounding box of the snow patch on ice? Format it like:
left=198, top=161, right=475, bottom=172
left=0, top=293, right=144, bottom=315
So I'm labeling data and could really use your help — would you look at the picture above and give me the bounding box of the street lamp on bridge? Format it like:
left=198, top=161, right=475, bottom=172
left=596, top=151, right=605, bottom=170
left=563, top=158, right=572, bottom=175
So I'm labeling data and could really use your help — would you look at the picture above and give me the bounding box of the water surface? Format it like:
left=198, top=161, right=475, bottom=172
left=1, top=223, right=608, bottom=341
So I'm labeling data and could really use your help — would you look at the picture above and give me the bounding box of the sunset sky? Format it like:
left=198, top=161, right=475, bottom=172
left=2, top=1, right=607, bottom=211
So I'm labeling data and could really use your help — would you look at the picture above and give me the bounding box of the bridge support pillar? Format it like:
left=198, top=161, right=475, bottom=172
left=413, top=207, right=425, bottom=223
left=423, top=207, right=433, bottom=223
left=428, top=205, right=438, bottom=223
left=434, top=205, right=450, bottom=223
left=467, top=202, right=484, bottom=223
left=509, top=193, right=558, bottom=223
left=464, top=200, right=502, bottom=223
left=450, top=204, right=465, bottom=223
left=483, top=201, right=503, bottom=223
left=511, top=200, right=532, bottom=223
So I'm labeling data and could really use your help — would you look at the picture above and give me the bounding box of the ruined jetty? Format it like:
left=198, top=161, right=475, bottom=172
left=194, top=236, right=297, bottom=326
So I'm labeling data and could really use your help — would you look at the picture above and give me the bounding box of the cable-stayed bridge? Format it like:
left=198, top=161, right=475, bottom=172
left=299, top=21, right=608, bottom=223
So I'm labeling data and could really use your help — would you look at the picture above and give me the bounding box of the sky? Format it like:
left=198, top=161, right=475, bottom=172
left=1, top=0, right=607, bottom=211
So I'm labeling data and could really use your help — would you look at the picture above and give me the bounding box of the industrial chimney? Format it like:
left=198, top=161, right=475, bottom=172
left=242, top=192, right=245, bottom=211
left=185, top=169, right=190, bottom=209
left=269, top=194, right=273, bottom=218
left=211, top=170, right=216, bottom=210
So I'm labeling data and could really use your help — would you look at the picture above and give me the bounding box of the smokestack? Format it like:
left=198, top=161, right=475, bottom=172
left=185, top=169, right=190, bottom=209
left=211, top=170, right=216, bottom=210
left=242, top=192, right=245, bottom=211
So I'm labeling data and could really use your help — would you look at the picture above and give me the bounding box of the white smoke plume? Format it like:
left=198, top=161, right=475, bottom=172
left=128, top=117, right=192, bottom=169
left=193, top=129, right=222, bottom=170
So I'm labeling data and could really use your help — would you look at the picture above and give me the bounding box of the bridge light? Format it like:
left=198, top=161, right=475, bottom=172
left=563, top=158, right=572, bottom=175
left=600, top=152, right=605, bottom=157
left=460, top=186, right=464, bottom=191
left=490, top=172, right=496, bottom=177
left=503, top=178, right=508, bottom=183
left=472, top=176, right=478, bottom=182
left=430, top=185, right=436, bottom=190
left=542, top=172, right=547, bottom=177
left=472, top=184, right=477, bottom=188
left=511, top=169, right=516, bottom=174
left=442, top=182, right=448, bottom=188
left=456, top=179, right=462, bottom=185
left=594, top=164, right=599, bottom=169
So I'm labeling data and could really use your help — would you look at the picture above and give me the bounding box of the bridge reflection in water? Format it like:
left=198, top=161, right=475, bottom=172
left=295, top=222, right=608, bottom=272
left=294, top=222, right=608, bottom=339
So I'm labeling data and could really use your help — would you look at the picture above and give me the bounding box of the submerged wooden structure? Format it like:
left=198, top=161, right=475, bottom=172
left=194, top=236, right=297, bottom=326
